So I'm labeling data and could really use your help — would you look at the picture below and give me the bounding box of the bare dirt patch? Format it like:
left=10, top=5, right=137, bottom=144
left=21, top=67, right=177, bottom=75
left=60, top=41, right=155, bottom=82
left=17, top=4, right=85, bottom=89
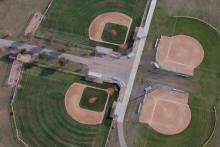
left=158, top=0, right=220, bottom=30
left=8, top=61, right=22, bottom=86
left=139, top=88, right=191, bottom=135
left=88, top=12, right=132, bottom=46
left=0, top=0, right=50, bottom=36
left=0, top=61, right=19, bottom=147
left=24, top=12, right=43, bottom=36
left=156, top=35, right=204, bottom=76
left=65, top=83, right=109, bottom=125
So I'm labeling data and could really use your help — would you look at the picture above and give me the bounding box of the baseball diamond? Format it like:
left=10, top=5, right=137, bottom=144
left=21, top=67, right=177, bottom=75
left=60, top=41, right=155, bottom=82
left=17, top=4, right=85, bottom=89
left=37, top=0, right=147, bottom=49
left=65, top=83, right=109, bottom=125
left=156, top=35, right=204, bottom=76
left=124, top=15, right=219, bottom=147
left=1, top=0, right=220, bottom=147
left=88, top=12, right=132, bottom=46
left=139, top=88, right=191, bottom=135
left=13, top=66, right=119, bottom=146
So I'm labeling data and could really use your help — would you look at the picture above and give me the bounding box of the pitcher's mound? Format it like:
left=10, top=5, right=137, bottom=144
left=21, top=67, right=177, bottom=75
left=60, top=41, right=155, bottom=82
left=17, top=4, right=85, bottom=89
left=88, top=97, right=97, bottom=104
left=139, top=87, right=191, bottom=135
left=65, top=83, right=109, bottom=125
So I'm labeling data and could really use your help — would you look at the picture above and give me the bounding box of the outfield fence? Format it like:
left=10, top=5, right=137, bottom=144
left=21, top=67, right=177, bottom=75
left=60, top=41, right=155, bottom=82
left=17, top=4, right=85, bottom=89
left=104, top=120, right=114, bottom=147
left=10, top=66, right=30, bottom=147
left=172, top=16, right=220, bottom=36
left=202, top=107, right=217, bottom=147
left=42, top=0, right=54, bottom=21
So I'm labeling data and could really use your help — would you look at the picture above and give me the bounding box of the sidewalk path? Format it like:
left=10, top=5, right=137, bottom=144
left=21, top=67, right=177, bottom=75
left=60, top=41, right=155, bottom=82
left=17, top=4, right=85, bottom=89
left=116, top=0, right=158, bottom=146
left=0, top=38, right=132, bottom=83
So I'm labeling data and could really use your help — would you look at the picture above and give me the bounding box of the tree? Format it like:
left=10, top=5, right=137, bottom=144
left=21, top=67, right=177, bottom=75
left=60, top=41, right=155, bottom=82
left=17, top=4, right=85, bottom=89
left=58, top=57, right=68, bottom=66
left=20, top=48, right=27, bottom=54
left=39, top=52, right=49, bottom=60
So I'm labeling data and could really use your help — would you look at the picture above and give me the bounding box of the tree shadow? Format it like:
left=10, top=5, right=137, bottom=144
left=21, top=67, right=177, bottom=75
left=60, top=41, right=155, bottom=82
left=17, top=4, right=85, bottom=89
left=11, top=42, right=22, bottom=48
left=27, top=47, right=43, bottom=54
left=46, top=51, right=62, bottom=57
left=40, top=68, right=56, bottom=77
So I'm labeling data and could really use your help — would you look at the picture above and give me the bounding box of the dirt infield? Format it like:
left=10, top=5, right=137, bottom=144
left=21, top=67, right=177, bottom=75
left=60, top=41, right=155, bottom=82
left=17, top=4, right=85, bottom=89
left=88, top=12, right=132, bottom=45
left=156, top=35, right=204, bottom=76
left=139, top=88, right=191, bottom=135
left=65, top=83, right=109, bottom=125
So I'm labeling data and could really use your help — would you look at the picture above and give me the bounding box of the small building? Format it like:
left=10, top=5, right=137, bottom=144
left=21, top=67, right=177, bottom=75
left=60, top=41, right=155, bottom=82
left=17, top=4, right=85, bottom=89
left=17, top=54, right=32, bottom=63
left=110, top=52, right=121, bottom=59
left=154, top=38, right=160, bottom=49
left=144, top=86, right=153, bottom=94
left=86, top=71, right=103, bottom=83
left=95, top=46, right=113, bottom=56
left=110, top=101, right=118, bottom=118
left=0, top=48, right=5, bottom=53
left=136, top=27, right=147, bottom=39
left=127, top=52, right=135, bottom=59
left=113, top=102, right=122, bottom=120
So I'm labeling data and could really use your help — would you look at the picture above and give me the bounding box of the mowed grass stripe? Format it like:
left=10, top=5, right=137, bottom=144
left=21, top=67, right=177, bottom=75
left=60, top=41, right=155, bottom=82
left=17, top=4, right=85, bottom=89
left=38, top=0, right=147, bottom=46
left=138, top=107, right=215, bottom=147
left=14, top=67, right=117, bottom=146
left=173, top=18, right=220, bottom=72
left=133, top=17, right=219, bottom=147
left=42, top=0, right=136, bottom=35
left=16, top=74, right=93, bottom=146
left=15, top=75, right=50, bottom=146
left=54, top=97, right=100, bottom=136
left=30, top=75, right=98, bottom=145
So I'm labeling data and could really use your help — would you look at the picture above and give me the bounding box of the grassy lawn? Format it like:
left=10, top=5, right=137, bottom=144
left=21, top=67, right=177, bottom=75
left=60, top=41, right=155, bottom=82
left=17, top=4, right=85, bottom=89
left=102, top=23, right=128, bottom=44
left=13, top=66, right=118, bottom=147
left=37, top=0, right=147, bottom=48
left=125, top=8, right=220, bottom=147
left=34, top=54, right=88, bottom=74
left=137, top=106, right=215, bottom=147
left=80, top=87, right=108, bottom=112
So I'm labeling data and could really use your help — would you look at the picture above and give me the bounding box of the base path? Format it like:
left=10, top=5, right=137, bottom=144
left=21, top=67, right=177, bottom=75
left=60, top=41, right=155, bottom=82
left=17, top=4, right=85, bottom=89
left=156, top=35, right=204, bottom=76
left=65, top=83, right=108, bottom=125
left=139, top=88, right=191, bottom=135
left=88, top=12, right=132, bottom=45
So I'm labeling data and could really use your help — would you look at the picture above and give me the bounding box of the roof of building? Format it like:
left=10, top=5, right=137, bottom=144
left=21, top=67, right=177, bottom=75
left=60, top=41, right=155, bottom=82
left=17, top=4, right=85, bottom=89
left=96, top=46, right=113, bottom=54
left=87, top=71, right=102, bottom=78
left=17, top=54, right=32, bottom=63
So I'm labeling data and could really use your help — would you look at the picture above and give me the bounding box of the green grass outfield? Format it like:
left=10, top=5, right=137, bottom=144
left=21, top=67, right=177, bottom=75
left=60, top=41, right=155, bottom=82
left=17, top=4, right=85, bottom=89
left=80, top=87, right=108, bottom=112
left=127, top=15, right=220, bottom=146
left=13, top=66, right=119, bottom=147
left=37, top=0, right=147, bottom=49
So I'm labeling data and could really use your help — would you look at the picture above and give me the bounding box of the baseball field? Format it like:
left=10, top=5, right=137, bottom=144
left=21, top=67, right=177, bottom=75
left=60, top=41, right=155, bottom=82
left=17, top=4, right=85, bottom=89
left=36, top=0, right=147, bottom=48
left=123, top=5, right=220, bottom=147
left=12, top=66, right=119, bottom=147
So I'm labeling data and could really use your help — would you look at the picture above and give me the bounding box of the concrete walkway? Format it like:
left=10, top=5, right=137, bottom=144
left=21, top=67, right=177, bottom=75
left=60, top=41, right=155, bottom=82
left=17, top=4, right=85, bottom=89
left=116, top=0, right=158, bottom=146
left=0, top=38, right=133, bottom=83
